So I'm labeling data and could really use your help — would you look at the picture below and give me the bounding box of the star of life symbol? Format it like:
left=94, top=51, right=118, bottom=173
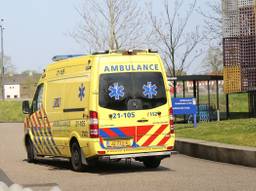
left=78, top=83, right=85, bottom=101
left=143, top=82, right=157, bottom=99
left=108, top=82, right=125, bottom=100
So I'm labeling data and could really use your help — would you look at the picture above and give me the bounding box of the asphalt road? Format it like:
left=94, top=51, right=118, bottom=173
left=0, top=123, right=256, bottom=191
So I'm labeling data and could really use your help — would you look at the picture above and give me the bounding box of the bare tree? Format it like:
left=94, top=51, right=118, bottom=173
left=198, top=0, right=222, bottom=47
left=0, top=54, right=15, bottom=75
left=72, top=0, right=148, bottom=52
left=197, top=1, right=223, bottom=74
left=201, top=47, right=223, bottom=75
left=148, top=0, right=203, bottom=78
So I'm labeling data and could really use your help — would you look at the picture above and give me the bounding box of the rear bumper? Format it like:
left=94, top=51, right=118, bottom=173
left=99, top=151, right=174, bottom=160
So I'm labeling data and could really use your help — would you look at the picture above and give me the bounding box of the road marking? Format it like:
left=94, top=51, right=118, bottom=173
left=22, top=183, right=58, bottom=188
left=0, top=168, right=59, bottom=189
left=0, top=168, right=13, bottom=186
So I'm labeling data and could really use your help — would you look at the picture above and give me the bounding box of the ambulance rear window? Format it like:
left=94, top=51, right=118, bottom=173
left=99, top=72, right=167, bottom=110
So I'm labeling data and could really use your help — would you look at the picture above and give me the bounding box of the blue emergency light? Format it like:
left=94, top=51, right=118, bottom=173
left=52, top=54, right=85, bottom=62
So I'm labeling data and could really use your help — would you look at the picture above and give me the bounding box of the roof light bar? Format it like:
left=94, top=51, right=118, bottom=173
left=92, top=49, right=158, bottom=55
left=52, top=54, right=85, bottom=62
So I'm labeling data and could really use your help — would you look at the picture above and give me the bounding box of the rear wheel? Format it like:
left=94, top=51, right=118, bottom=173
left=70, top=142, right=84, bottom=172
left=143, top=157, right=161, bottom=168
left=26, top=138, right=36, bottom=163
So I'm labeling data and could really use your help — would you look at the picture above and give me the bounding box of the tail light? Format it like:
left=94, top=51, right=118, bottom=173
left=167, top=146, right=173, bottom=150
left=89, top=111, right=99, bottom=138
left=169, top=107, right=175, bottom=134
left=97, top=151, right=106, bottom=155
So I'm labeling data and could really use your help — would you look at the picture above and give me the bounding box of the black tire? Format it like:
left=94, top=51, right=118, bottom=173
left=143, top=157, right=161, bottom=168
left=70, top=142, right=84, bottom=172
left=26, top=138, right=36, bottom=163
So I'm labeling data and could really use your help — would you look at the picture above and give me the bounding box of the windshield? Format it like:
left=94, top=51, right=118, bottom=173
left=99, top=72, right=167, bottom=111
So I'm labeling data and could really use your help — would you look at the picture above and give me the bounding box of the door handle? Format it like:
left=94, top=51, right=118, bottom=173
left=137, top=119, right=148, bottom=123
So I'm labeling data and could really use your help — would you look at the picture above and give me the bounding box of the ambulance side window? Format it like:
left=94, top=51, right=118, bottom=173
left=32, top=84, right=44, bottom=113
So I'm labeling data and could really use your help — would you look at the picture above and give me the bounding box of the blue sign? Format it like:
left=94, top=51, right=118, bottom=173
left=172, top=98, right=197, bottom=128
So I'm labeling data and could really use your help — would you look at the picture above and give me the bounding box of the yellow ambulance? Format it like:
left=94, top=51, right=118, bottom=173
left=22, top=50, right=175, bottom=171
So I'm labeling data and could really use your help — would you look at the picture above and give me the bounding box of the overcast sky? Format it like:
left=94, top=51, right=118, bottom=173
left=0, top=0, right=211, bottom=74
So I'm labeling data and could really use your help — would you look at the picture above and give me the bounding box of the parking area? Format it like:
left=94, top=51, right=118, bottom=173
left=0, top=123, right=256, bottom=191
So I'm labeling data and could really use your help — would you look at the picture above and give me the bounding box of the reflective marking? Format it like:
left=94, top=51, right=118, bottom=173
left=39, top=110, right=61, bottom=155
left=28, top=117, right=43, bottom=153
left=137, top=125, right=156, bottom=145
left=142, top=124, right=168, bottom=147
left=103, top=128, right=117, bottom=137
left=30, top=116, right=43, bottom=146
left=151, top=126, right=170, bottom=146
left=41, top=108, right=61, bottom=155
left=99, top=129, right=110, bottom=138
left=119, top=126, right=136, bottom=137
left=109, top=128, right=127, bottom=138
left=157, top=135, right=170, bottom=146
left=99, top=137, right=106, bottom=148
left=42, top=108, right=51, bottom=128
left=24, top=106, right=63, bottom=156
left=29, top=128, right=41, bottom=153
left=37, top=126, right=52, bottom=154
left=47, top=127, right=52, bottom=136
left=28, top=128, right=39, bottom=154
left=37, top=110, right=57, bottom=155
left=46, top=127, right=61, bottom=155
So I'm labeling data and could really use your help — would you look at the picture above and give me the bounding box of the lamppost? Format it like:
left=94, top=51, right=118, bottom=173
left=0, top=19, right=4, bottom=100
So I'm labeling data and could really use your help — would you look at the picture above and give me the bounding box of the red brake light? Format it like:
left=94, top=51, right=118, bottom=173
left=167, top=146, right=173, bottom=150
left=90, top=111, right=98, bottom=118
left=89, top=111, right=99, bottom=138
left=97, top=151, right=106, bottom=155
left=169, top=107, right=175, bottom=134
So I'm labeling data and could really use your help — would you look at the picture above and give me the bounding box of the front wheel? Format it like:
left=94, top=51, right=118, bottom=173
left=26, top=138, right=36, bottom=163
left=143, top=157, right=161, bottom=168
left=70, top=142, right=84, bottom=172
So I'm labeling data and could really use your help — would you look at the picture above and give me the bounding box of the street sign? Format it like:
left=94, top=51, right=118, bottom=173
left=172, top=98, right=197, bottom=128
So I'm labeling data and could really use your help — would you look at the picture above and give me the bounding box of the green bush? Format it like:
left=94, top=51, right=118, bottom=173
left=0, top=100, right=24, bottom=122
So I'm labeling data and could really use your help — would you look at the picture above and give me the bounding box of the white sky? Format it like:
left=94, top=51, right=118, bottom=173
left=0, top=0, right=211, bottom=74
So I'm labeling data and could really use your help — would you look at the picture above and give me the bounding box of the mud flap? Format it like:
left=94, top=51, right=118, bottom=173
left=81, top=149, right=88, bottom=165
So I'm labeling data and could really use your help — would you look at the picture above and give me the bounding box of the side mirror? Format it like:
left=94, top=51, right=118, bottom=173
left=22, top=100, right=31, bottom=114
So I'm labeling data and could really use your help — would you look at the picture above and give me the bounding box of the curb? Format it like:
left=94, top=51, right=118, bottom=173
left=175, top=138, right=256, bottom=167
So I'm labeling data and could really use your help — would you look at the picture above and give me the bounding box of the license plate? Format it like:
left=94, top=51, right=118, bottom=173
left=107, top=139, right=131, bottom=148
